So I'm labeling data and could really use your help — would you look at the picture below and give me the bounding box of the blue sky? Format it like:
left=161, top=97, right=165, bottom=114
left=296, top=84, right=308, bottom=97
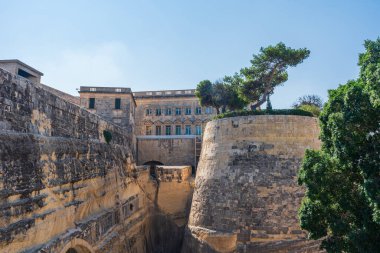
left=0, top=0, right=379, bottom=108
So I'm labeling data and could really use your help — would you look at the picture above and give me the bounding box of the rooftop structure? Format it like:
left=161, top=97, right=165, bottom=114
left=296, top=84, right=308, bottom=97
left=0, top=59, right=43, bottom=83
left=133, top=89, right=196, bottom=98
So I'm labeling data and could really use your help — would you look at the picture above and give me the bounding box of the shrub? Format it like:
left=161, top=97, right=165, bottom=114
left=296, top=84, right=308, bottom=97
left=297, top=104, right=321, bottom=117
left=103, top=130, right=112, bottom=144
left=214, top=108, right=314, bottom=119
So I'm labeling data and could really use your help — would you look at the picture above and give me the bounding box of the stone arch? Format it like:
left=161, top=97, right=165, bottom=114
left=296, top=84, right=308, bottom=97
left=143, top=160, right=164, bottom=178
left=143, top=160, right=164, bottom=166
left=59, top=238, right=95, bottom=253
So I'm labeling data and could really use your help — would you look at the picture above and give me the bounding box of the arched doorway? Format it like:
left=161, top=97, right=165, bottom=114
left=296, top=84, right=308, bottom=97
left=59, top=238, right=94, bottom=253
left=143, top=160, right=164, bottom=178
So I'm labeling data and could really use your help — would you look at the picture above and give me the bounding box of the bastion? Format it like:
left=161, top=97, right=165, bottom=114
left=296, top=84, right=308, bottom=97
left=182, top=115, right=322, bottom=253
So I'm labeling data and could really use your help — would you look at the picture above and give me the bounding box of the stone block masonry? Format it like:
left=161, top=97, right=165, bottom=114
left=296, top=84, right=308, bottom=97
left=137, top=136, right=196, bottom=167
left=182, top=115, right=323, bottom=253
left=0, top=67, right=192, bottom=253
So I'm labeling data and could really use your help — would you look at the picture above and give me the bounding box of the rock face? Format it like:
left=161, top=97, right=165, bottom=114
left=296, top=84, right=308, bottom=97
left=182, top=115, right=322, bottom=253
left=0, top=68, right=193, bottom=253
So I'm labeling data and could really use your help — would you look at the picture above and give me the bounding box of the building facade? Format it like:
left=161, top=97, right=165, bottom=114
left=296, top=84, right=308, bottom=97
left=133, top=89, right=215, bottom=137
left=79, top=86, right=136, bottom=134
left=78, top=87, right=217, bottom=168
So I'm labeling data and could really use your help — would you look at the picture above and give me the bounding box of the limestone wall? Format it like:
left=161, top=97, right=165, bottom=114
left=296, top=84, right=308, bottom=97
left=39, top=83, right=80, bottom=105
left=137, top=136, right=196, bottom=167
left=0, top=68, right=190, bottom=253
left=155, top=166, right=193, bottom=226
left=182, top=115, right=322, bottom=253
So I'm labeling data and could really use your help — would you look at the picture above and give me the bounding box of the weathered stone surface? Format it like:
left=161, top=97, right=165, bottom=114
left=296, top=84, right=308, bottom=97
left=0, top=68, right=193, bottom=253
left=182, top=115, right=323, bottom=253
left=137, top=137, right=196, bottom=167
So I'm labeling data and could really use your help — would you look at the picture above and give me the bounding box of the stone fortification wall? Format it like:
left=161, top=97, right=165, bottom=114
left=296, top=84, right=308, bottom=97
left=155, top=166, right=193, bottom=224
left=137, top=137, right=196, bottom=167
left=182, top=115, right=322, bottom=253
left=0, top=68, right=131, bottom=145
left=0, top=68, right=190, bottom=253
left=39, top=83, right=80, bottom=105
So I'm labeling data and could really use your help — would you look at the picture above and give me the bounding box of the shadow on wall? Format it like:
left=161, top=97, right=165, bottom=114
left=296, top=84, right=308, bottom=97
left=144, top=160, right=164, bottom=178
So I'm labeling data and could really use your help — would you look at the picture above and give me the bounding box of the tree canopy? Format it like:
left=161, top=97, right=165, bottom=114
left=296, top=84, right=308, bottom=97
left=293, top=94, right=323, bottom=108
left=238, top=42, right=310, bottom=110
left=293, top=94, right=323, bottom=116
left=298, top=38, right=380, bottom=253
left=195, top=42, right=309, bottom=112
left=195, top=78, right=247, bottom=114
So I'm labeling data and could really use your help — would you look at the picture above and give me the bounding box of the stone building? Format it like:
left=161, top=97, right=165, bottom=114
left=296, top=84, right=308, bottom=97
left=79, top=86, right=136, bottom=134
left=0, top=59, right=44, bottom=83
left=79, top=87, right=217, bottom=168
left=133, top=89, right=215, bottom=137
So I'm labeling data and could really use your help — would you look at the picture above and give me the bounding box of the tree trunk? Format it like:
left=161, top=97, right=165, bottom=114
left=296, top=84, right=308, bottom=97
left=216, top=107, right=220, bottom=114
left=250, top=95, right=268, bottom=111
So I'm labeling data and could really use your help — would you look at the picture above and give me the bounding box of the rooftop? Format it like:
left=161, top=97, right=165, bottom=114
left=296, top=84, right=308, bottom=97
left=79, top=86, right=132, bottom=94
left=133, top=89, right=196, bottom=98
left=0, top=59, right=44, bottom=76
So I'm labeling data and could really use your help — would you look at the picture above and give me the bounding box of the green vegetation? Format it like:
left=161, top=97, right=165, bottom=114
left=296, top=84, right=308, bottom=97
left=237, top=42, right=310, bottom=110
left=195, top=42, right=310, bottom=113
left=195, top=79, right=247, bottom=114
left=293, top=94, right=323, bottom=116
left=214, top=109, right=313, bottom=119
left=103, top=130, right=112, bottom=144
left=298, top=38, right=380, bottom=253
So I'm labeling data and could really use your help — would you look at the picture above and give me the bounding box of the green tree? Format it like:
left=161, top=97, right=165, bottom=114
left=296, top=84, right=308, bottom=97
left=222, top=74, right=248, bottom=111
left=239, top=42, right=310, bottom=110
left=293, top=94, right=323, bottom=108
left=298, top=38, right=380, bottom=253
left=293, top=94, right=323, bottom=116
left=266, top=95, right=273, bottom=110
left=195, top=78, right=247, bottom=114
left=195, top=80, right=214, bottom=108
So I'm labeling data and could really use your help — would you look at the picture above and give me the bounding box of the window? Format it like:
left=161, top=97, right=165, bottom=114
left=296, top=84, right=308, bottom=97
left=115, top=98, right=121, bottom=109
left=156, top=91, right=162, bottom=95
left=146, top=108, right=152, bottom=116
left=165, top=125, right=171, bottom=135
left=156, top=108, right=162, bottom=116
left=175, top=125, right=182, bottom=135
left=90, top=88, right=96, bottom=92
left=115, top=88, right=122, bottom=92
left=185, top=125, right=192, bottom=135
left=195, top=107, right=202, bottom=115
left=196, top=125, right=202, bottom=135
left=145, top=126, right=152, bottom=135
left=89, top=98, right=95, bottom=109
left=205, top=107, right=213, bottom=114
left=165, top=108, right=172, bottom=115
left=185, top=107, right=191, bottom=115
left=175, top=108, right=181, bottom=115
left=156, top=126, right=162, bottom=135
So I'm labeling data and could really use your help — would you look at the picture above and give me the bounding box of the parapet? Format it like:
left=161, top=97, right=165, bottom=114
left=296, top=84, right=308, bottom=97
left=0, top=59, right=43, bottom=83
left=133, top=89, right=195, bottom=99
left=79, top=86, right=132, bottom=94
